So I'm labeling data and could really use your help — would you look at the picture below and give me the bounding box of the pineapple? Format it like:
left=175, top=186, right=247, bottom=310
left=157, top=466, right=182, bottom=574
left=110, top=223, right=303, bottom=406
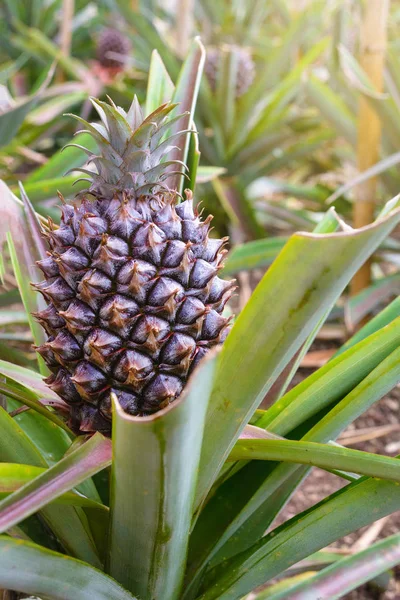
left=96, top=28, right=131, bottom=70
left=205, top=45, right=255, bottom=97
left=32, top=98, right=234, bottom=434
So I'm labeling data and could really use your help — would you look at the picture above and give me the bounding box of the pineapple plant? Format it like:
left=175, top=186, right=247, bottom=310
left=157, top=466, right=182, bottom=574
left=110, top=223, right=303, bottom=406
left=32, top=98, right=233, bottom=434
left=2, top=41, right=400, bottom=600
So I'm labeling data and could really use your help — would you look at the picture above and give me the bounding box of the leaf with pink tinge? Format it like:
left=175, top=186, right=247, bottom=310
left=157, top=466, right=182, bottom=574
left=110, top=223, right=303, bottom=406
left=345, top=272, right=400, bottom=330
left=0, top=463, right=107, bottom=510
left=268, top=532, right=400, bottom=600
left=239, top=425, right=282, bottom=440
left=0, top=379, right=70, bottom=433
left=19, top=181, right=47, bottom=261
left=0, top=536, right=136, bottom=600
left=0, top=433, right=112, bottom=533
left=0, top=359, right=57, bottom=400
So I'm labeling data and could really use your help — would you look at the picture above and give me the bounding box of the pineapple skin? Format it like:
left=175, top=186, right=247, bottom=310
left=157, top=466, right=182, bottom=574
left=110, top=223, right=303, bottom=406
left=33, top=100, right=234, bottom=434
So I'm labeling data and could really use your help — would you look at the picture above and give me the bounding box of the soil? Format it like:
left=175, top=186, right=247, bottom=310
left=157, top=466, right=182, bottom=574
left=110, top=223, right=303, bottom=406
left=276, top=344, right=400, bottom=600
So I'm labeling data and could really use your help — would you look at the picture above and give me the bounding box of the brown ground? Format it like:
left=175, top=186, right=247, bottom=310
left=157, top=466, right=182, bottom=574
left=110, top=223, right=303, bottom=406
left=277, top=356, right=400, bottom=599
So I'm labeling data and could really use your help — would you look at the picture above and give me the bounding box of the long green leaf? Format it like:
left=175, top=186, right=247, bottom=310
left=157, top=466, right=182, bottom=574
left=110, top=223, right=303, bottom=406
left=273, top=209, right=341, bottom=399
left=345, top=272, right=400, bottom=329
left=200, top=340, right=400, bottom=580
left=195, top=208, right=400, bottom=512
left=167, top=37, right=205, bottom=193
left=19, top=182, right=47, bottom=260
left=305, top=74, right=356, bottom=146
left=271, top=533, right=400, bottom=600
left=145, top=50, right=175, bottom=116
left=186, top=129, right=201, bottom=193
left=0, top=406, right=44, bottom=466
left=7, top=232, right=45, bottom=361
left=108, top=353, right=217, bottom=600
left=336, top=296, right=400, bottom=357
left=26, top=132, right=96, bottom=183
left=0, top=536, right=135, bottom=600
left=257, top=315, right=400, bottom=435
left=0, top=434, right=111, bottom=533
left=185, top=299, right=400, bottom=599
left=0, top=463, right=107, bottom=510
left=228, top=438, right=400, bottom=482
left=0, top=407, right=101, bottom=566
left=0, top=63, right=54, bottom=147
left=0, top=359, right=57, bottom=401
left=0, top=181, right=47, bottom=368
left=197, top=475, right=400, bottom=600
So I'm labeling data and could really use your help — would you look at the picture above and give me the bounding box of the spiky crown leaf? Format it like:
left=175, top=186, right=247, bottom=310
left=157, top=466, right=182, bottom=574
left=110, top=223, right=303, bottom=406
left=65, top=97, right=189, bottom=199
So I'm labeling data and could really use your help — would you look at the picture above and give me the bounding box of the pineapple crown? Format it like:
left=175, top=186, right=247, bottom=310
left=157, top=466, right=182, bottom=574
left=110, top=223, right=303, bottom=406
left=65, top=97, right=189, bottom=199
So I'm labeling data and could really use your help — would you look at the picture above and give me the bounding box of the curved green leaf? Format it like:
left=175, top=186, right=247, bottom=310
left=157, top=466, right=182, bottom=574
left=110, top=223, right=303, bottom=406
left=344, top=272, right=400, bottom=329
left=0, top=407, right=101, bottom=567
left=0, top=463, right=107, bottom=510
left=274, top=534, right=400, bottom=600
left=197, top=475, right=400, bottom=600
left=228, top=438, right=400, bottom=482
left=257, top=315, right=400, bottom=435
left=0, top=536, right=135, bottom=600
left=167, top=37, right=205, bottom=193
left=185, top=332, right=400, bottom=597
left=0, top=434, right=111, bottom=533
left=145, top=50, right=174, bottom=116
left=108, top=353, right=217, bottom=600
left=0, top=379, right=72, bottom=433
left=272, top=533, right=400, bottom=600
left=336, top=296, right=400, bottom=357
left=0, top=359, right=57, bottom=401
left=195, top=207, right=400, bottom=512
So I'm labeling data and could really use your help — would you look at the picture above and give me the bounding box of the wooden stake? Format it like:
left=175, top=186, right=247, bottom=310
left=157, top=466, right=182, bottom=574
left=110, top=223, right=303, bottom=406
left=175, top=0, right=194, bottom=58
left=351, top=0, right=390, bottom=296
left=57, top=0, right=75, bottom=82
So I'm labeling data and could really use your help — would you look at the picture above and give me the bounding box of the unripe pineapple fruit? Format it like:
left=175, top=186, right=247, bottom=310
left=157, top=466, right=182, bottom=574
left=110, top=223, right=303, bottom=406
left=96, top=27, right=131, bottom=70
left=33, top=98, right=234, bottom=434
left=205, top=45, right=255, bottom=98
